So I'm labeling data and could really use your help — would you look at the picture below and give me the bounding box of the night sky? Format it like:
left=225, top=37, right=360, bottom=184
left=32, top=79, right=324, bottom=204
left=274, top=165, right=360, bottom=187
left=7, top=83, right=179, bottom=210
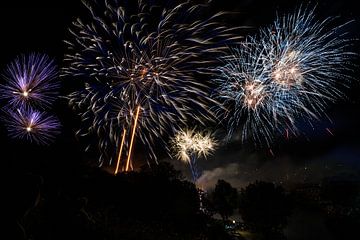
left=1, top=1, right=360, bottom=239
left=1, top=0, right=359, bottom=185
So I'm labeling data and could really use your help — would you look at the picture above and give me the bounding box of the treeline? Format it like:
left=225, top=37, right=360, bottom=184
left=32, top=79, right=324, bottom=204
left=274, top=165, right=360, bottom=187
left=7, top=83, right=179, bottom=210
left=3, top=162, right=360, bottom=240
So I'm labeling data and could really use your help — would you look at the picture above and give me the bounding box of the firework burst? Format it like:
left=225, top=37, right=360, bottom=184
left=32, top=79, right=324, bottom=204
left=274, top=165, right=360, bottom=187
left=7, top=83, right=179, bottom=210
left=0, top=53, right=59, bottom=109
left=172, top=129, right=216, bottom=181
left=2, top=107, right=61, bottom=145
left=261, top=6, right=355, bottom=118
left=213, top=46, right=283, bottom=146
left=213, top=6, right=355, bottom=146
left=63, top=0, right=239, bottom=166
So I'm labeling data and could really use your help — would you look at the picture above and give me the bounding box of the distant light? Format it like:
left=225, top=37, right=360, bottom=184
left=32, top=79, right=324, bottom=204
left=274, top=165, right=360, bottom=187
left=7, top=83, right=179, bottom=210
left=23, top=91, right=29, bottom=97
left=26, top=126, right=32, bottom=132
left=232, top=220, right=236, bottom=224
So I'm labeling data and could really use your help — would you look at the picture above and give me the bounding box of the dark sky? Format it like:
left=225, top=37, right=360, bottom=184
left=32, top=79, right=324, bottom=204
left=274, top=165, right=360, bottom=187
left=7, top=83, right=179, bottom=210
left=0, top=0, right=359, bottom=186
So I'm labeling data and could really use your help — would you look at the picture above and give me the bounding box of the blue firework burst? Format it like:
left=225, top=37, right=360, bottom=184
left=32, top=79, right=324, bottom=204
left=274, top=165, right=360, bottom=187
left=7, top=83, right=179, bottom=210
left=213, top=6, right=355, bottom=146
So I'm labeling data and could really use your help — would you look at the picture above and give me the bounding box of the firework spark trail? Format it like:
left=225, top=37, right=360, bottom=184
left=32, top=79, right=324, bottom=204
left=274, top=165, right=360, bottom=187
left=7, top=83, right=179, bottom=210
left=63, top=0, right=240, bottom=166
left=326, top=128, right=334, bottom=136
left=189, top=154, right=200, bottom=182
left=125, top=105, right=140, bottom=172
left=172, top=129, right=216, bottom=181
left=0, top=53, right=59, bottom=109
left=213, top=6, right=355, bottom=146
left=114, top=128, right=126, bottom=175
left=2, top=107, right=61, bottom=145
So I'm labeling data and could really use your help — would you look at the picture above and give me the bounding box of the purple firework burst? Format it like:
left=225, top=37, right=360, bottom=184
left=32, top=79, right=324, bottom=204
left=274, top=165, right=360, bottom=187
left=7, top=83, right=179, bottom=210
left=3, top=107, right=61, bottom=145
left=0, top=53, right=59, bottom=109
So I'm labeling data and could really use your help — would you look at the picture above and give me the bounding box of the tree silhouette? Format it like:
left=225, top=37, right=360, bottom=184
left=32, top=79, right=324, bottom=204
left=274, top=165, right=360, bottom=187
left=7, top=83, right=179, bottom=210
left=20, top=162, right=232, bottom=240
left=211, top=179, right=238, bottom=221
left=238, top=181, right=293, bottom=238
left=320, top=177, right=360, bottom=240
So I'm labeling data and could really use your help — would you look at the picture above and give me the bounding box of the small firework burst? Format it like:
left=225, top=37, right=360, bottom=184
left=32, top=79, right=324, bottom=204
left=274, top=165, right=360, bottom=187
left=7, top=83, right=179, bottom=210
left=172, top=128, right=216, bottom=181
left=3, top=107, right=61, bottom=145
left=172, top=129, right=217, bottom=163
left=0, top=53, right=59, bottom=109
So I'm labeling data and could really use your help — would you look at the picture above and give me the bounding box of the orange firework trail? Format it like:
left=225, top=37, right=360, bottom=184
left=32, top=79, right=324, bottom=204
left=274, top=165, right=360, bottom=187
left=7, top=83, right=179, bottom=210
left=125, top=106, right=141, bottom=172
left=114, top=128, right=127, bottom=175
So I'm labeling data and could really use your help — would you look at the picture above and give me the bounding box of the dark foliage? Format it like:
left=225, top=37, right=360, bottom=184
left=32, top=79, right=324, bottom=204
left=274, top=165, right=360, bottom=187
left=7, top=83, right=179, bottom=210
left=238, top=181, right=293, bottom=238
left=4, top=162, right=231, bottom=240
left=210, top=179, right=239, bottom=220
left=320, top=177, right=360, bottom=239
